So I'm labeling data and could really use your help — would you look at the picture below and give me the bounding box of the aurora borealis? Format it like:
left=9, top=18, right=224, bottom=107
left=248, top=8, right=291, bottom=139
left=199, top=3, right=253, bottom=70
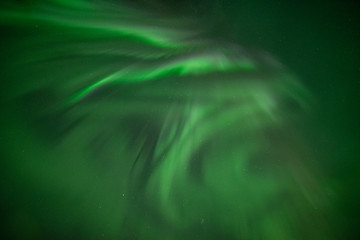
left=1, top=0, right=359, bottom=239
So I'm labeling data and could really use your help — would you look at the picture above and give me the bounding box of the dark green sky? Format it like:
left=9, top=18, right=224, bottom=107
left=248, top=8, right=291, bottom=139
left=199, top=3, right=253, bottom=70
left=1, top=0, right=359, bottom=239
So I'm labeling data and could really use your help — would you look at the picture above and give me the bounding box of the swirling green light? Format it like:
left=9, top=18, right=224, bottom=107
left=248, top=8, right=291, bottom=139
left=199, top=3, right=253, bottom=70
left=0, top=1, right=334, bottom=240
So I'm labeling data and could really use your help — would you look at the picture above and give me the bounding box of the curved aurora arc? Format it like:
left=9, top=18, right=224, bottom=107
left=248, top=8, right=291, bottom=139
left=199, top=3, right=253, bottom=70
left=0, top=0, right=334, bottom=239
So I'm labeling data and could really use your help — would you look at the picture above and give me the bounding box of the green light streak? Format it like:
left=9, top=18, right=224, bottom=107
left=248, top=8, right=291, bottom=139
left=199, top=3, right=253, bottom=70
left=0, top=1, right=334, bottom=240
left=70, top=52, right=257, bottom=103
left=0, top=0, right=197, bottom=49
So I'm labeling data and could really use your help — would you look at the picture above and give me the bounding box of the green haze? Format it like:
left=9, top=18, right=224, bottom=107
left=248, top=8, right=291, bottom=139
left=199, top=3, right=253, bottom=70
left=0, top=1, right=344, bottom=240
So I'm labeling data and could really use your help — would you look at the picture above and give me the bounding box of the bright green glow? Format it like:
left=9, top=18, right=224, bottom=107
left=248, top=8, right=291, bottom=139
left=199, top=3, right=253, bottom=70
left=0, top=0, right=197, bottom=49
left=70, top=52, right=257, bottom=103
left=0, top=1, right=335, bottom=240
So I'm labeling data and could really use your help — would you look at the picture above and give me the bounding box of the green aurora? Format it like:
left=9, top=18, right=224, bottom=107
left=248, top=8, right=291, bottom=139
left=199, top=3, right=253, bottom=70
left=1, top=0, right=356, bottom=239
